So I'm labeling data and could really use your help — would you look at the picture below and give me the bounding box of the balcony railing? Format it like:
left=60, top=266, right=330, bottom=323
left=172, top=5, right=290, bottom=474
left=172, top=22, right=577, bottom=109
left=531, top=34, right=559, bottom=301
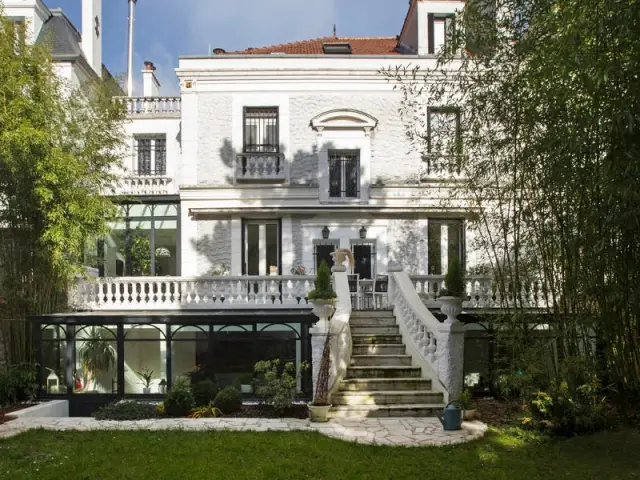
left=116, top=96, right=181, bottom=118
left=408, top=274, right=548, bottom=309
left=235, top=153, right=286, bottom=181
left=70, top=276, right=315, bottom=311
left=110, top=174, right=173, bottom=196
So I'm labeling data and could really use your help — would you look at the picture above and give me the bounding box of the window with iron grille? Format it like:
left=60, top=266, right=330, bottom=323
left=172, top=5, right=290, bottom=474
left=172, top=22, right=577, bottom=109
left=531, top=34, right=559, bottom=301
left=135, top=136, right=166, bottom=175
left=328, top=150, right=360, bottom=199
left=313, top=239, right=340, bottom=272
left=243, top=107, right=279, bottom=153
left=425, top=107, right=462, bottom=175
left=350, top=240, right=376, bottom=280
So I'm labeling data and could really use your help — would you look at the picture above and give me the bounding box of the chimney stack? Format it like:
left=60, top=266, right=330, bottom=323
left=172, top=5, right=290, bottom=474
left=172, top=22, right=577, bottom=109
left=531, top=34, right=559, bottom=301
left=81, top=0, right=102, bottom=76
left=127, top=0, right=138, bottom=97
left=142, top=61, right=160, bottom=97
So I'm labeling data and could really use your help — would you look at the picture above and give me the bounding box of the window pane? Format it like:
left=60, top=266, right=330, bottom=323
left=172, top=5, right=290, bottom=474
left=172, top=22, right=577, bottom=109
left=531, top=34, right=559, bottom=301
left=104, top=225, right=126, bottom=276
left=266, top=223, right=279, bottom=275
left=344, top=157, right=359, bottom=198
left=154, top=138, right=166, bottom=174
left=315, top=245, right=335, bottom=271
left=329, top=157, right=342, bottom=198
left=124, top=325, right=165, bottom=394
left=153, top=204, right=178, bottom=217
left=74, top=326, right=117, bottom=394
left=353, top=244, right=372, bottom=279
left=128, top=222, right=153, bottom=276
left=246, top=224, right=259, bottom=275
left=213, top=330, right=255, bottom=388
left=41, top=325, right=66, bottom=395
left=172, top=329, right=209, bottom=384
left=429, top=109, right=460, bottom=155
left=428, top=222, right=442, bottom=274
left=137, top=139, right=151, bottom=174
left=155, top=219, right=177, bottom=276
left=448, top=222, right=462, bottom=270
left=244, top=108, right=278, bottom=153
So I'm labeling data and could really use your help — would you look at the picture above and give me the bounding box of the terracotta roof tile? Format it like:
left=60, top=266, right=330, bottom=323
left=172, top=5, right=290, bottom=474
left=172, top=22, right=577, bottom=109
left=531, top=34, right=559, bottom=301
left=226, top=37, right=401, bottom=55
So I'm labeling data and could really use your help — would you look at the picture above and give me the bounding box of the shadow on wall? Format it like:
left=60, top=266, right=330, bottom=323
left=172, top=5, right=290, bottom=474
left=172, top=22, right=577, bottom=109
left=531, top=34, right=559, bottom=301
left=190, top=218, right=232, bottom=276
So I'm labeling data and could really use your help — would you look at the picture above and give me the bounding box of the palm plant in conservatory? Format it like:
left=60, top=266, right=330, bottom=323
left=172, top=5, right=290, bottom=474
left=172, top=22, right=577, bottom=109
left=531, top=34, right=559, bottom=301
left=77, top=326, right=116, bottom=392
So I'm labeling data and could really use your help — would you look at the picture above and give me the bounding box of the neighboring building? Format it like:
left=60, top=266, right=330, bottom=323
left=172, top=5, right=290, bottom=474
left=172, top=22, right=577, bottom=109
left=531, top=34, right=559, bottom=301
left=11, top=0, right=505, bottom=416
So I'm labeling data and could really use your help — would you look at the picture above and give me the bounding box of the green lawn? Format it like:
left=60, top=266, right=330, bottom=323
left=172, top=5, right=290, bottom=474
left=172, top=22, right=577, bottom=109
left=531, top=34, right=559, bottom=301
left=1, top=428, right=639, bottom=480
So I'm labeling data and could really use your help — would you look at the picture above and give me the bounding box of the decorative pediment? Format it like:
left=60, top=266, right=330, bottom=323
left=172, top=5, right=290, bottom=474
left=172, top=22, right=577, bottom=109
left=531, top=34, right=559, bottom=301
left=310, top=109, right=378, bottom=133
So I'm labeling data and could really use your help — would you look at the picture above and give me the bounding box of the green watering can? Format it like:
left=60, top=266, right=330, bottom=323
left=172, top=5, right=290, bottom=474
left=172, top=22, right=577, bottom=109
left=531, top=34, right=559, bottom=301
left=437, top=401, right=463, bottom=431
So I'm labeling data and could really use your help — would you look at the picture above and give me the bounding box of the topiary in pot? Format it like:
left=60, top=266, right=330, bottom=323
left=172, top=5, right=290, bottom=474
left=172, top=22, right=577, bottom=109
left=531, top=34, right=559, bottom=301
left=440, top=257, right=465, bottom=298
left=307, top=260, right=336, bottom=302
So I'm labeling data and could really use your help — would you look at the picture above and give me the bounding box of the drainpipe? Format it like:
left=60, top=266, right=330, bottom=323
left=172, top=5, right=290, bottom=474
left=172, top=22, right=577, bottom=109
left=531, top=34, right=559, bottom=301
left=126, top=0, right=137, bottom=97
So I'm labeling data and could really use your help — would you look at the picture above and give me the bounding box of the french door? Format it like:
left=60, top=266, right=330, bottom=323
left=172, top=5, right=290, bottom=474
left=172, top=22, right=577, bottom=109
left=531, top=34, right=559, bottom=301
left=243, top=220, right=281, bottom=276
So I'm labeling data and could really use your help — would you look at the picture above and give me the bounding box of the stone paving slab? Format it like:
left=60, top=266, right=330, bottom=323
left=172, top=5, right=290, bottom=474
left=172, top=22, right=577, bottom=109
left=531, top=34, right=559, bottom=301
left=0, top=417, right=487, bottom=447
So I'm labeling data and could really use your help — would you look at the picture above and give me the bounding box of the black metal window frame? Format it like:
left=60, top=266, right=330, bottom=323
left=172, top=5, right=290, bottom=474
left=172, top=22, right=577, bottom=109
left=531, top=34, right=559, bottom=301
left=243, top=107, right=280, bottom=154
left=427, top=218, right=466, bottom=275
left=328, top=149, right=360, bottom=199
left=425, top=106, right=462, bottom=175
left=428, top=13, right=456, bottom=55
left=313, top=239, right=340, bottom=273
left=135, top=135, right=167, bottom=175
left=96, top=202, right=179, bottom=277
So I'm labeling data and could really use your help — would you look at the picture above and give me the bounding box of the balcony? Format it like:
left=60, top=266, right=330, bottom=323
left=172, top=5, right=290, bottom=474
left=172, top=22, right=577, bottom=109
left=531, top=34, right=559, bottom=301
left=70, top=276, right=315, bottom=311
left=235, top=153, right=286, bottom=182
left=111, top=174, right=173, bottom=196
left=116, top=96, right=181, bottom=118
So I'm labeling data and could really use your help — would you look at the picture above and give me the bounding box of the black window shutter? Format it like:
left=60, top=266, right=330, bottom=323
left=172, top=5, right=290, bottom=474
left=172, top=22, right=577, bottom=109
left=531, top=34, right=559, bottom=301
left=428, top=13, right=435, bottom=54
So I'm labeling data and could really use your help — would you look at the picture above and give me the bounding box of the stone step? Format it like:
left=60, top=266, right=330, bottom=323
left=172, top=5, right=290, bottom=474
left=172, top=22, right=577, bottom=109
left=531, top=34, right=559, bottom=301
left=351, top=344, right=406, bottom=355
left=350, top=355, right=412, bottom=367
left=332, top=390, right=444, bottom=406
left=347, top=366, right=422, bottom=379
left=352, top=334, right=403, bottom=345
left=340, top=378, right=433, bottom=391
left=349, top=316, right=397, bottom=327
left=350, top=325, right=400, bottom=335
left=350, top=310, right=394, bottom=318
left=328, top=404, right=443, bottom=418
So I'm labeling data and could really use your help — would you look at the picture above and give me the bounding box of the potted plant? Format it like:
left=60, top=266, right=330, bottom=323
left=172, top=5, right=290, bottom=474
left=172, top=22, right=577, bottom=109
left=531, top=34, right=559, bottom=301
left=235, top=373, right=254, bottom=394
left=459, top=389, right=477, bottom=420
left=307, top=259, right=336, bottom=307
left=307, top=259, right=336, bottom=422
left=77, top=326, right=116, bottom=392
left=137, top=368, right=154, bottom=394
left=438, top=257, right=466, bottom=323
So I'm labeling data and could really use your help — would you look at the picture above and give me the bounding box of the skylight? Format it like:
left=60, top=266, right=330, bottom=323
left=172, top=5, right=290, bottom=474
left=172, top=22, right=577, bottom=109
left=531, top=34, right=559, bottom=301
left=322, top=42, right=352, bottom=54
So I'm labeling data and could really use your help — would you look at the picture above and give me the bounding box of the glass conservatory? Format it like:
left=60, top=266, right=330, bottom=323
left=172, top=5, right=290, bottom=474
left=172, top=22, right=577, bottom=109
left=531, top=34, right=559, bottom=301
left=30, top=310, right=315, bottom=416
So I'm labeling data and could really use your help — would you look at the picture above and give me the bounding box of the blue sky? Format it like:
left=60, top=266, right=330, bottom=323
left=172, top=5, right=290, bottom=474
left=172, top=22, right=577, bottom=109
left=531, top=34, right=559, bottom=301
left=50, top=0, right=408, bottom=95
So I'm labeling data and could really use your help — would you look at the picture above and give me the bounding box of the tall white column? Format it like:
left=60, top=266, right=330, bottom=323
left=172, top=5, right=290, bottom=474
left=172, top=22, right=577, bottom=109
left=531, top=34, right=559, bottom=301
left=281, top=216, right=293, bottom=274
left=437, top=317, right=465, bottom=400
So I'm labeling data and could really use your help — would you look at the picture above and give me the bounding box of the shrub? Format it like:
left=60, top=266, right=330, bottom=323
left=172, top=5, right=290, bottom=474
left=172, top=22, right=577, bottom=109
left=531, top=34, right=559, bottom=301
left=214, top=386, right=242, bottom=414
left=93, top=401, right=158, bottom=421
left=0, top=362, right=38, bottom=405
left=192, top=379, right=219, bottom=407
left=253, top=359, right=299, bottom=413
left=523, top=378, right=608, bottom=436
left=459, top=389, right=474, bottom=410
left=163, top=379, right=195, bottom=417
left=186, top=364, right=216, bottom=386
left=307, top=260, right=336, bottom=300
left=188, top=402, right=223, bottom=418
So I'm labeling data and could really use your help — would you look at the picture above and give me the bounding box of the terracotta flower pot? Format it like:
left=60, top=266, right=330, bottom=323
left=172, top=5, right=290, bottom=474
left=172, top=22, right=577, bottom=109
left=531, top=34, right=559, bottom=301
left=308, top=404, right=332, bottom=422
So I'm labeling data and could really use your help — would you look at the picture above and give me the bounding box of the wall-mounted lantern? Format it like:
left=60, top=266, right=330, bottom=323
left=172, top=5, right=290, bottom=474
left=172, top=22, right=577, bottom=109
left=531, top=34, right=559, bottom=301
left=322, top=226, right=330, bottom=239
left=359, top=226, right=367, bottom=239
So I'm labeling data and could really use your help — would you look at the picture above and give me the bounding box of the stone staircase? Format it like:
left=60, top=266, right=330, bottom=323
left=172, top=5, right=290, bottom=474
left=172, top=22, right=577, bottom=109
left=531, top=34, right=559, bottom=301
left=329, top=310, right=444, bottom=418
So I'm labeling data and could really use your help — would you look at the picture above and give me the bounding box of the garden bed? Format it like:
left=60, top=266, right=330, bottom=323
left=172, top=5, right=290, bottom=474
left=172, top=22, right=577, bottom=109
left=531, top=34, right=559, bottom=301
left=225, top=403, right=308, bottom=419
left=0, top=403, right=40, bottom=424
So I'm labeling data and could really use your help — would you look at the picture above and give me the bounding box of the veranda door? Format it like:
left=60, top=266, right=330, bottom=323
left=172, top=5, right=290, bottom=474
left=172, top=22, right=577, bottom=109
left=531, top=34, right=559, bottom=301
left=244, top=220, right=281, bottom=276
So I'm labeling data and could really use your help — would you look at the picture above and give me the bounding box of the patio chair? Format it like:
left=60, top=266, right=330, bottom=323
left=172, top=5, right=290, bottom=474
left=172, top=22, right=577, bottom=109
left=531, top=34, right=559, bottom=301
left=372, top=274, right=389, bottom=310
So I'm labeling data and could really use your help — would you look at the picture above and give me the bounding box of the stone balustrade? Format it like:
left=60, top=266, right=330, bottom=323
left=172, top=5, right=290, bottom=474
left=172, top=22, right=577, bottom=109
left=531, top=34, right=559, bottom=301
left=71, top=276, right=316, bottom=311
left=235, top=153, right=286, bottom=181
left=110, top=175, right=173, bottom=196
left=408, top=274, right=546, bottom=309
left=116, top=96, right=181, bottom=118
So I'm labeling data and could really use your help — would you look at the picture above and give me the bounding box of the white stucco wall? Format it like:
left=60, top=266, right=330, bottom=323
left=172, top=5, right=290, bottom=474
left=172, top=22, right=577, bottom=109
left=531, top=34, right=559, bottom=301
left=194, top=218, right=232, bottom=275
left=192, top=91, right=421, bottom=188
